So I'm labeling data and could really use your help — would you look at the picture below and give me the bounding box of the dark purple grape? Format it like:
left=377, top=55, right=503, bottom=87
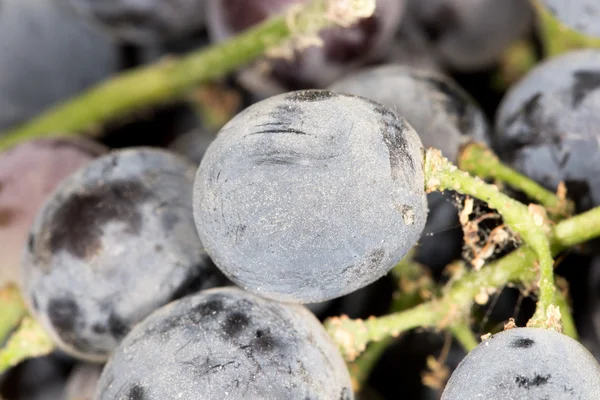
left=441, top=328, right=600, bottom=399
left=194, top=90, right=427, bottom=303
left=495, top=49, right=600, bottom=211
left=406, top=0, right=534, bottom=71
left=205, top=0, right=404, bottom=97
left=95, top=287, right=353, bottom=399
left=0, top=138, right=107, bottom=287
left=67, top=0, right=207, bottom=44
left=22, top=148, right=225, bottom=362
left=0, top=0, right=120, bottom=132
left=542, top=0, right=600, bottom=38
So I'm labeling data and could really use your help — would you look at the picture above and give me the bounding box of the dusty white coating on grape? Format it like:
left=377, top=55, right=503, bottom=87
left=95, top=287, right=353, bottom=400
left=495, top=49, right=600, bottom=211
left=442, top=327, right=600, bottom=399
left=329, top=64, right=491, bottom=163
left=194, top=90, right=427, bottom=303
left=22, top=148, right=223, bottom=362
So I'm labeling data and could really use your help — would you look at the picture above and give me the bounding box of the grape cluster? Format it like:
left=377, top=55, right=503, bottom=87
left=3, top=1, right=600, bottom=400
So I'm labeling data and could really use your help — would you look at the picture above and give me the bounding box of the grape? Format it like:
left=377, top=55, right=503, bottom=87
left=205, top=0, right=404, bottom=97
left=95, top=286, right=353, bottom=399
left=21, top=148, right=226, bottom=362
left=0, top=138, right=107, bottom=287
left=495, top=49, right=600, bottom=211
left=194, top=90, right=427, bottom=303
left=441, top=327, right=600, bottom=399
left=67, top=0, right=207, bottom=44
left=0, top=0, right=120, bottom=132
left=328, top=64, right=491, bottom=163
left=542, top=0, right=600, bottom=38
left=406, top=0, right=534, bottom=71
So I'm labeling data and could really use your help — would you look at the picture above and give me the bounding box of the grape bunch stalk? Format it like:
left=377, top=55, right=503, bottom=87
left=1, top=0, right=600, bottom=399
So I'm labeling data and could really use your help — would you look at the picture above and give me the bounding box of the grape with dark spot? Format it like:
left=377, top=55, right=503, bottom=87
left=193, top=90, right=427, bottom=303
left=21, top=148, right=226, bottom=362
left=441, top=327, right=600, bottom=399
left=0, top=138, right=106, bottom=287
left=495, top=49, right=600, bottom=211
left=0, top=0, right=120, bottom=132
left=205, top=0, right=404, bottom=98
left=95, top=287, right=353, bottom=399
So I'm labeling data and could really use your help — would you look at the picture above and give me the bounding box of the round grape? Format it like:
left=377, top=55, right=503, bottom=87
left=95, top=286, right=353, bottom=399
left=442, top=327, right=600, bottom=399
left=21, top=148, right=225, bottom=362
left=495, top=49, right=600, bottom=211
left=194, top=90, right=427, bottom=303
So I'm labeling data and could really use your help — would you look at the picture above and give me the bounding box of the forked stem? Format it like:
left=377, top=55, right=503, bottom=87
left=424, top=148, right=558, bottom=331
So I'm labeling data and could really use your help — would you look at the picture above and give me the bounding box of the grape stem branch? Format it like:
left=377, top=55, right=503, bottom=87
left=0, top=0, right=376, bottom=151
left=424, top=148, right=557, bottom=330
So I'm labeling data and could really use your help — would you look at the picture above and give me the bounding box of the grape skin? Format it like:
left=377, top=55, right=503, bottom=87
left=442, top=327, right=600, bottom=399
left=21, top=148, right=224, bottom=362
left=95, top=286, right=353, bottom=400
left=194, top=90, right=427, bottom=304
left=495, top=49, right=600, bottom=211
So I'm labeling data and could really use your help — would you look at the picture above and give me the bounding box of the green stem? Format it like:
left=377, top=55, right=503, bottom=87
left=0, top=285, right=27, bottom=344
left=458, top=142, right=574, bottom=218
left=448, top=322, right=479, bottom=353
left=424, top=148, right=557, bottom=330
left=551, top=205, right=600, bottom=250
left=0, top=0, right=376, bottom=151
left=0, top=317, right=54, bottom=374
